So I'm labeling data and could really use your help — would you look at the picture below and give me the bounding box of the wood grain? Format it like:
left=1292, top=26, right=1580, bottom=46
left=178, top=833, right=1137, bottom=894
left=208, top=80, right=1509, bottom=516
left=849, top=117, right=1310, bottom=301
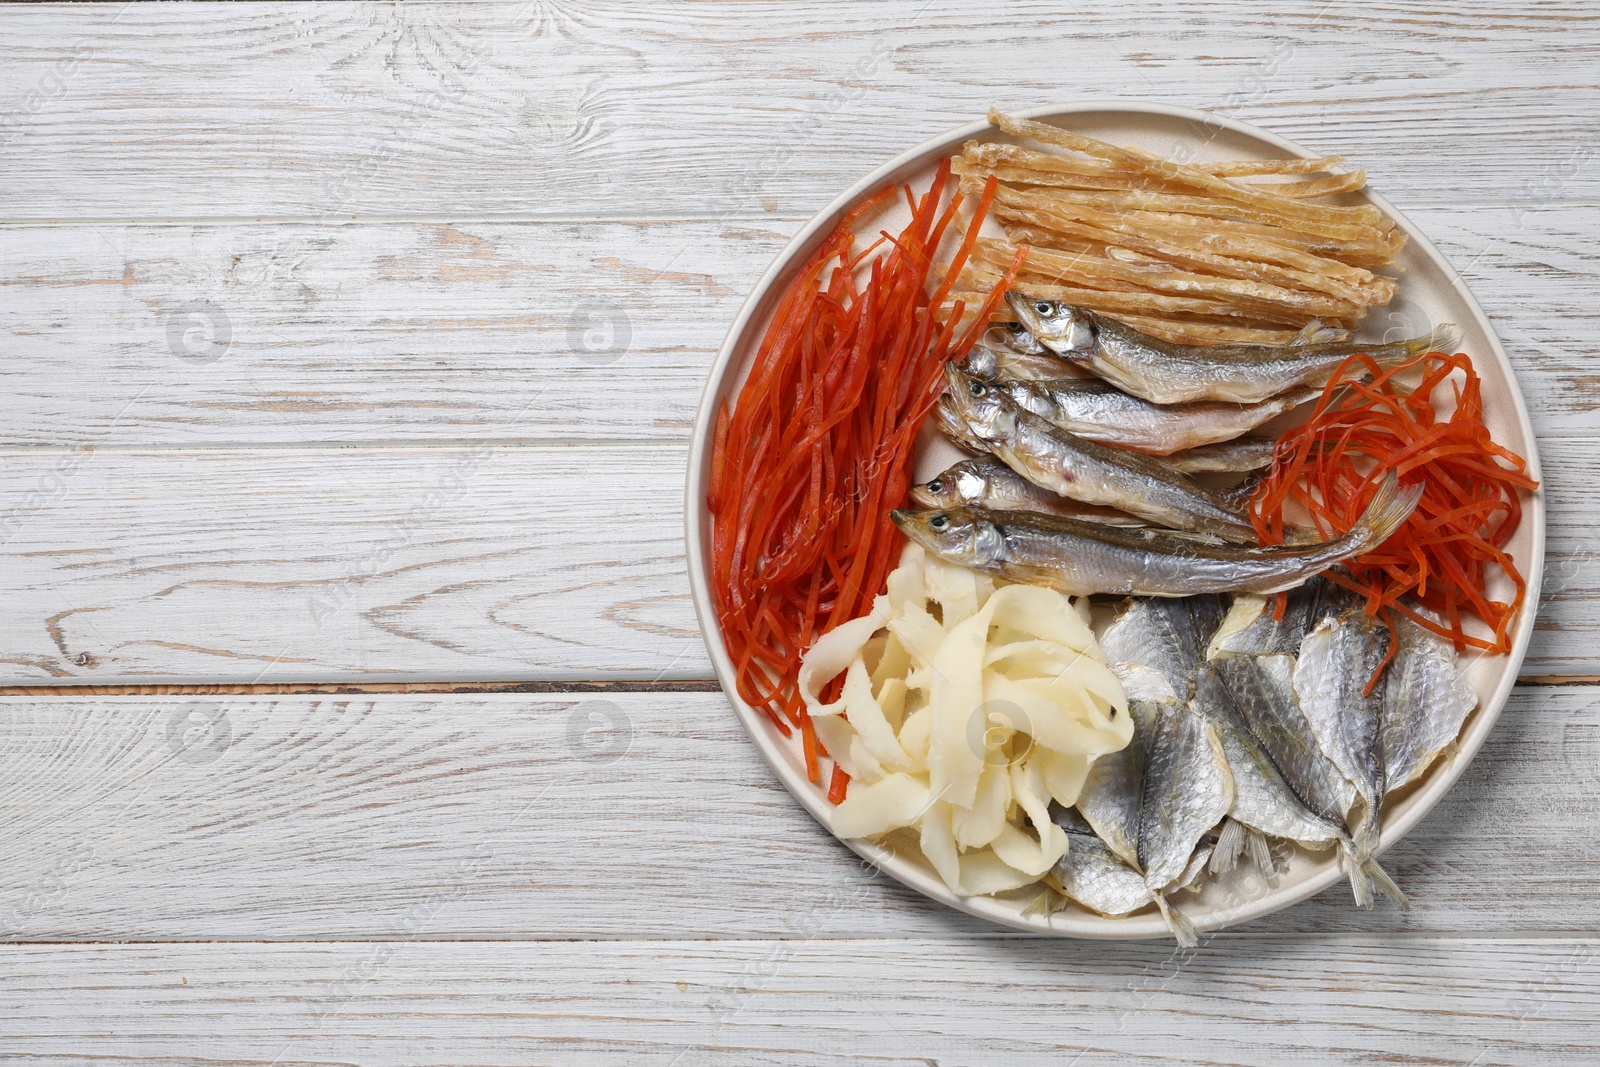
left=0, top=687, right=1593, bottom=942
left=0, top=444, right=707, bottom=685
left=0, top=2, right=1596, bottom=223
left=0, top=0, right=1596, bottom=1057
left=0, top=438, right=1589, bottom=683
left=0, top=936, right=1594, bottom=1065
left=0, top=203, right=1595, bottom=445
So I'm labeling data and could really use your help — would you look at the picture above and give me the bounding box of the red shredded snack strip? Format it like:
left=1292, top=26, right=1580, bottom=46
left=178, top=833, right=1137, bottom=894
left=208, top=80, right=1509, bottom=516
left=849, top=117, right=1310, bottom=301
left=708, top=163, right=1023, bottom=790
left=1250, top=349, right=1538, bottom=661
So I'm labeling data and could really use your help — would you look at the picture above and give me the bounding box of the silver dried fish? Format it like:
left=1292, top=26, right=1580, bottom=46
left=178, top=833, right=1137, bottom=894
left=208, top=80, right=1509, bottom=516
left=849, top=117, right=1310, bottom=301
left=1008, top=292, right=1453, bottom=405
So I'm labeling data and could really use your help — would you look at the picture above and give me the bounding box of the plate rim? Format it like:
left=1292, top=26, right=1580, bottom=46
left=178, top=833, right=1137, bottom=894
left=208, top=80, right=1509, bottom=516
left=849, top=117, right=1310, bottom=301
left=683, top=99, right=1547, bottom=938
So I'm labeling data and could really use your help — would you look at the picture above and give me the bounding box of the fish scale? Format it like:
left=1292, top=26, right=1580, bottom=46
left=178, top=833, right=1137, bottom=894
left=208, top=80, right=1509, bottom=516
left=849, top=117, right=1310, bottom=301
left=1295, top=610, right=1392, bottom=847
left=1007, top=293, right=1453, bottom=406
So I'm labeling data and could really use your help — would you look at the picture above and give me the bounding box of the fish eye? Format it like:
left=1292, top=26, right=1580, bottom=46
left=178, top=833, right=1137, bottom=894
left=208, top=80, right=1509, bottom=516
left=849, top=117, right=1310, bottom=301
left=926, top=479, right=943, bottom=494
left=967, top=380, right=986, bottom=397
left=1007, top=321, right=1026, bottom=334
left=929, top=514, right=950, bottom=531
left=1034, top=301, right=1053, bottom=316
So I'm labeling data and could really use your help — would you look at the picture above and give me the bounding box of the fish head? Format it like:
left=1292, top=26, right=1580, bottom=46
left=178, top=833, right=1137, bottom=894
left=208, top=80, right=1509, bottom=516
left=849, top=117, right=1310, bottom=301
left=992, top=318, right=1048, bottom=356
left=891, top=506, right=1005, bottom=568
left=910, top=461, right=987, bottom=508
left=960, top=344, right=1001, bottom=381
left=942, top=362, right=1017, bottom=440
left=935, top=394, right=986, bottom=452
left=1005, top=292, right=1096, bottom=357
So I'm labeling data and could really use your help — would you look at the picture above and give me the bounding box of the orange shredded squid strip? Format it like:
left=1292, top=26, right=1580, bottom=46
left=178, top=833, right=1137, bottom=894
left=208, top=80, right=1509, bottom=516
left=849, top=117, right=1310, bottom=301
left=1250, top=349, right=1538, bottom=663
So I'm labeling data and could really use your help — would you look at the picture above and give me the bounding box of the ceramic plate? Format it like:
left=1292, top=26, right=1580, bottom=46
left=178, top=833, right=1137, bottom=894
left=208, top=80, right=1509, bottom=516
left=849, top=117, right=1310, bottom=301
left=685, top=101, right=1545, bottom=938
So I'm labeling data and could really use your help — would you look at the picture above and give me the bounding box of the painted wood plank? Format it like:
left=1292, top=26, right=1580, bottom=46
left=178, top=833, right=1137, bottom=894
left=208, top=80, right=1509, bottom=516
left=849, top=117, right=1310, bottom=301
left=0, top=935, right=1594, bottom=1065
left=0, top=202, right=1594, bottom=445
left=0, top=444, right=707, bottom=684
left=0, top=438, right=1589, bottom=683
left=0, top=687, right=1592, bottom=941
left=1, top=2, right=1597, bottom=222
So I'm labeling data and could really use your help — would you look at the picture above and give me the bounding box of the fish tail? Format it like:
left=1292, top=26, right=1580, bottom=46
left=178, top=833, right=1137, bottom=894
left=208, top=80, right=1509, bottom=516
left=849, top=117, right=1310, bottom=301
left=1151, top=891, right=1199, bottom=949
left=1373, top=324, right=1458, bottom=364
left=1244, top=828, right=1277, bottom=883
left=1361, top=857, right=1411, bottom=912
left=1341, top=839, right=1375, bottom=910
left=1209, top=819, right=1245, bottom=875
left=1347, top=470, right=1424, bottom=550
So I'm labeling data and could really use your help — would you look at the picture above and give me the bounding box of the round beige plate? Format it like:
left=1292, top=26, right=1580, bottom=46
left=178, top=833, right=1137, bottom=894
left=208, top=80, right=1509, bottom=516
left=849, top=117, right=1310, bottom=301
left=684, top=102, right=1545, bottom=938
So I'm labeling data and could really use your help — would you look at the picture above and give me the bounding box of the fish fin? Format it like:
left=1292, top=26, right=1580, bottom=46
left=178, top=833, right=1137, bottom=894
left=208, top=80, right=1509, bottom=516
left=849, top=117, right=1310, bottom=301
left=1151, top=891, right=1199, bottom=949
left=1348, top=470, right=1424, bottom=550
left=1290, top=319, right=1346, bottom=346
left=1216, top=470, right=1267, bottom=511
left=1341, top=839, right=1375, bottom=910
left=1209, top=819, right=1245, bottom=875
left=1244, top=828, right=1277, bottom=883
left=1362, top=858, right=1411, bottom=912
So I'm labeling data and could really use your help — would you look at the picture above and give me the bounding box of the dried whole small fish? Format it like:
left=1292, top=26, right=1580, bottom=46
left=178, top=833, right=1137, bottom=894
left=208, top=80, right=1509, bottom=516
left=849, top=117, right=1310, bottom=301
left=986, top=374, right=1314, bottom=457
left=889, top=472, right=1421, bottom=598
left=1007, top=292, right=1453, bottom=405
left=941, top=363, right=1259, bottom=543
left=965, top=340, right=1087, bottom=381
left=1164, top=437, right=1277, bottom=474
left=1381, top=611, right=1479, bottom=792
left=911, top=458, right=1145, bottom=526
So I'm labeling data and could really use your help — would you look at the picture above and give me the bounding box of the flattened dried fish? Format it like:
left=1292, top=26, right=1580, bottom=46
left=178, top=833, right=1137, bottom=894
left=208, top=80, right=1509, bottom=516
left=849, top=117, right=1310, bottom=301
left=1207, top=651, right=1405, bottom=909
left=1138, top=701, right=1233, bottom=945
left=1210, top=578, right=1357, bottom=657
left=1295, top=609, right=1391, bottom=848
left=1099, top=595, right=1228, bottom=702
left=1047, top=808, right=1151, bottom=918
left=1075, top=697, right=1157, bottom=870
left=1139, top=701, right=1234, bottom=891
left=1381, top=611, right=1479, bottom=792
left=1193, top=664, right=1345, bottom=849
left=1209, top=652, right=1355, bottom=828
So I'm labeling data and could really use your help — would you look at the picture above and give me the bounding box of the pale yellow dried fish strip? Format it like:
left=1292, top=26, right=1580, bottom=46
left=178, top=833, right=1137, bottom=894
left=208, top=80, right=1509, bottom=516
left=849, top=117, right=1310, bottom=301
left=993, top=201, right=1387, bottom=308
left=1235, top=169, right=1370, bottom=200
left=959, top=177, right=1398, bottom=251
left=994, top=185, right=1384, bottom=284
left=957, top=166, right=1402, bottom=258
left=1195, top=155, right=1347, bottom=176
left=987, top=110, right=1388, bottom=229
left=981, top=237, right=1363, bottom=318
left=951, top=262, right=1319, bottom=326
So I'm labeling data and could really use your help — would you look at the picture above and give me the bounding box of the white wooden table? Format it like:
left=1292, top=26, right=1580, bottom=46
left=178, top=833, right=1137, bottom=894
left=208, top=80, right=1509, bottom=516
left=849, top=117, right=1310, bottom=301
left=1, top=2, right=1596, bottom=1062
